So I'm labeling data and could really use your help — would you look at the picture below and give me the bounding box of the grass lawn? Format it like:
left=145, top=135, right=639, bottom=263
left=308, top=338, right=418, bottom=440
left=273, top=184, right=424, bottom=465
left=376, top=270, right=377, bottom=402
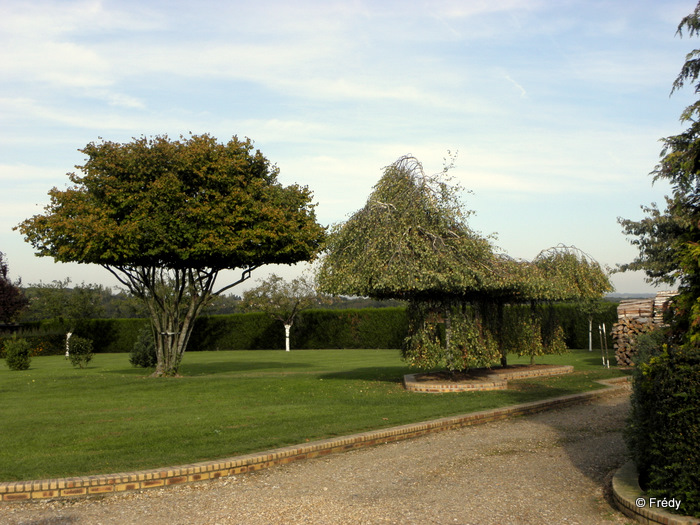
left=0, top=348, right=628, bottom=482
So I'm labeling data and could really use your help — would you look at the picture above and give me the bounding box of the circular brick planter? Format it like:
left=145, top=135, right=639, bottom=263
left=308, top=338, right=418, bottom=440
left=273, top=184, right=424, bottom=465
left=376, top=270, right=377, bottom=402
left=612, top=461, right=699, bottom=525
left=403, top=364, right=574, bottom=393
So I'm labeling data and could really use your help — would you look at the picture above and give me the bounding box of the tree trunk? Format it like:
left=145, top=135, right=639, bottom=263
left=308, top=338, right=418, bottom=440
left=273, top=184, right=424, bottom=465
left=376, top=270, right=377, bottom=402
left=144, top=273, right=209, bottom=377
left=284, top=323, right=292, bottom=352
left=497, top=301, right=507, bottom=367
left=105, top=265, right=256, bottom=377
left=444, top=304, right=453, bottom=368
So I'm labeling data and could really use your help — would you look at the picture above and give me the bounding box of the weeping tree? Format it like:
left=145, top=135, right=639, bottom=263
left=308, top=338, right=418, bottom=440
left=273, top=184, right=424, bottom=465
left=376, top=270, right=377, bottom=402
left=318, top=155, right=506, bottom=370
left=505, top=245, right=613, bottom=364
left=16, top=134, right=325, bottom=376
left=240, top=273, right=322, bottom=351
left=318, top=155, right=612, bottom=371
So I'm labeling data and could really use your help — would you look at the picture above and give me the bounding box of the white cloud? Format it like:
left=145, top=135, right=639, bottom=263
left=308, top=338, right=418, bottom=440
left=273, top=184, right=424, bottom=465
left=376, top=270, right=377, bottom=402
left=431, top=0, right=544, bottom=19
left=0, top=163, right=62, bottom=182
left=1, top=40, right=112, bottom=88
left=504, top=74, right=528, bottom=98
left=0, top=0, right=689, bottom=293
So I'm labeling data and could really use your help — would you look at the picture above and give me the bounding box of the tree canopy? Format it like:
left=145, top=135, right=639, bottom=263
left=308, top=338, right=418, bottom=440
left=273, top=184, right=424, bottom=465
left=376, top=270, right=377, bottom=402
left=618, top=4, right=700, bottom=344
left=318, top=155, right=611, bottom=371
left=16, top=134, right=325, bottom=375
left=617, top=5, right=700, bottom=515
left=318, top=156, right=610, bottom=305
left=317, top=156, right=500, bottom=302
left=19, top=135, right=322, bottom=270
left=0, top=251, right=28, bottom=324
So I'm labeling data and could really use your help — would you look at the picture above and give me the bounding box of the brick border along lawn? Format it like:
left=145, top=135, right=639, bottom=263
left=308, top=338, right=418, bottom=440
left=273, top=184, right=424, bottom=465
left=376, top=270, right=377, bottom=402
left=0, top=376, right=629, bottom=503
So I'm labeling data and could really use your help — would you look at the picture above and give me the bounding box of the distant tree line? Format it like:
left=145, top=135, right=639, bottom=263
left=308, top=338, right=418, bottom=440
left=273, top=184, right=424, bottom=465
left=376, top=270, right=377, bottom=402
left=15, top=279, right=402, bottom=323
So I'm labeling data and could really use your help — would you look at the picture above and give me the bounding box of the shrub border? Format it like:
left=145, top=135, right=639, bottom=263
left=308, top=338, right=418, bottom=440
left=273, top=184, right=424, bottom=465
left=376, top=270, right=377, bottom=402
left=0, top=376, right=630, bottom=504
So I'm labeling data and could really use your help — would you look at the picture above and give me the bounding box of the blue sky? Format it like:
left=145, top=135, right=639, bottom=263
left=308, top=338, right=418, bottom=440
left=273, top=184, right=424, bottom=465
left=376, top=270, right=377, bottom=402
left=1, top=0, right=695, bottom=294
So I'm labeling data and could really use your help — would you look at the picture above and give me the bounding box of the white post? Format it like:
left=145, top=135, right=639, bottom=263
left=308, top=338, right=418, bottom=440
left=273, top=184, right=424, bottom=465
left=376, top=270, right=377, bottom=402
left=589, top=317, right=592, bottom=351
left=65, top=331, right=72, bottom=359
left=602, top=323, right=609, bottom=367
left=284, top=324, right=291, bottom=352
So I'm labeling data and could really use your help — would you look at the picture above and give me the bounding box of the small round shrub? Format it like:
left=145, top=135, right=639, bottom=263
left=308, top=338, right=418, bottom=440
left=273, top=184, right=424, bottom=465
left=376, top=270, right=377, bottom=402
left=68, top=336, right=93, bottom=369
left=3, top=337, right=32, bottom=370
left=130, top=327, right=157, bottom=368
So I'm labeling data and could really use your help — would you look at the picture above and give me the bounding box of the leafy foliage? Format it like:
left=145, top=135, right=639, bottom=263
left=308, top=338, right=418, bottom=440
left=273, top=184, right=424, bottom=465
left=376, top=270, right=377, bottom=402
left=130, top=326, right=157, bottom=368
left=241, top=274, right=321, bottom=326
left=618, top=5, right=700, bottom=518
left=625, top=337, right=700, bottom=517
left=532, top=245, right=613, bottom=301
left=2, top=336, right=32, bottom=370
left=16, top=134, right=325, bottom=376
left=68, top=336, right=93, bottom=368
left=318, top=156, right=497, bottom=301
left=0, top=251, right=28, bottom=324
left=319, top=156, right=611, bottom=370
left=401, top=302, right=500, bottom=371
left=241, top=273, right=325, bottom=351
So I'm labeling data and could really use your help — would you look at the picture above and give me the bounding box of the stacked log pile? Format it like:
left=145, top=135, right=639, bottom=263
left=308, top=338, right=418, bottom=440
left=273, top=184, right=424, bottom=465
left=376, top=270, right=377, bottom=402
left=612, top=292, right=676, bottom=366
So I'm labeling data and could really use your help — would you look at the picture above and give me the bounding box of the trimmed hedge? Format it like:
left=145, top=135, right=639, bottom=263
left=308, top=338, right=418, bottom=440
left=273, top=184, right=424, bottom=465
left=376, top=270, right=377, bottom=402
left=625, top=334, right=700, bottom=517
left=188, top=312, right=280, bottom=350
left=2, top=302, right=617, bottom=354
left=294, top=307, right=408, bottom=349
left=0, top=319, right=148, bottom=356
left=187, top=308, right=408, bottom=350
left=552, top=301, right=618, bottom=348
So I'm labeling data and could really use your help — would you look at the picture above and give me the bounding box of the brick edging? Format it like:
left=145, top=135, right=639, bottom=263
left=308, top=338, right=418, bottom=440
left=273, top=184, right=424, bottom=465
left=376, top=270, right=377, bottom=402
left=613, top=461, right=700, bottom=525
left=0, top=376, right=630, bottom=503
left=404, top=364, right=575, bottom=392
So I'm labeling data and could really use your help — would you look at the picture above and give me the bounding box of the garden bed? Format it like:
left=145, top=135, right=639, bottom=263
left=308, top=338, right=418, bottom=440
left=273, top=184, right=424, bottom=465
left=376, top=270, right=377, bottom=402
left=404, top=364, right=574, bottom=393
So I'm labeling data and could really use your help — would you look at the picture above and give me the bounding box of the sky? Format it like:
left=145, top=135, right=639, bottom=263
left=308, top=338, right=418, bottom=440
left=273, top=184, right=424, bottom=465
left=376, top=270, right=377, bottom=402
left=1, top=0, right=696, bottom=296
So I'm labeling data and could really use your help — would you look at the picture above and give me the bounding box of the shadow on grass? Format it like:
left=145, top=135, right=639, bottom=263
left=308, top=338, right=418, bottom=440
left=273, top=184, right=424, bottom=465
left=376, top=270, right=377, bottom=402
left=576, top=351, right=603, bottom=363
left=182, top=360, right=311, bottom=376
left=319, top=366, right=413, bottom=383
left=104, top=360, right=312, bottom=377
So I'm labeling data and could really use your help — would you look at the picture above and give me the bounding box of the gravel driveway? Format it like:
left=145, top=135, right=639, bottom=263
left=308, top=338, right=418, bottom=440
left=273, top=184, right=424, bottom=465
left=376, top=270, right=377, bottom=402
left=0, top=393, right=633, bottom=525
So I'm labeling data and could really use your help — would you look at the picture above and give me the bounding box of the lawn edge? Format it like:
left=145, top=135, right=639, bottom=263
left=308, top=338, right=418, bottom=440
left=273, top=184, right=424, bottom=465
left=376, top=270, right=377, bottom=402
left=0, top=376, right=630, bottom=503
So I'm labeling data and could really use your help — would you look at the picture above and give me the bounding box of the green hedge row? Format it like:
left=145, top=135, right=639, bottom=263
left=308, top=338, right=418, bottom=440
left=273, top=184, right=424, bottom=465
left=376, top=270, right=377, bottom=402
left=625, top=332, right=700, bottom=517
left=2, top=319, right=149, bottom=356
left=552, top=302, right=618, bottom=348
left=188, top=308, right=408, bottom=351
left=1, top=302, right=617, bottom=354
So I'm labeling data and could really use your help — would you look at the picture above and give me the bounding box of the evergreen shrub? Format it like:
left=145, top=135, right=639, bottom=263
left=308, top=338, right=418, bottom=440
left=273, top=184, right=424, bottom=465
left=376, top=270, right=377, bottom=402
left=68, top=336, right=93, bottom=368
left=625, top=331, right=700, bottom=517
left=130, top=326, right=157, bottom=368
left=2, top=336, right=32, bottom=370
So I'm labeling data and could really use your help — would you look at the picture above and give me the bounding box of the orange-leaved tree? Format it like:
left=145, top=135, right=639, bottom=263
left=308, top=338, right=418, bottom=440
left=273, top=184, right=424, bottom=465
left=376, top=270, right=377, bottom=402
left=16, top=134, right=325, bottom=376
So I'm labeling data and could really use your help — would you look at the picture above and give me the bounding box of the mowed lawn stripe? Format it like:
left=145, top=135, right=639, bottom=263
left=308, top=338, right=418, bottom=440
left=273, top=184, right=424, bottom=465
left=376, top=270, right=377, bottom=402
left=0, top=349, right=628, bottom=481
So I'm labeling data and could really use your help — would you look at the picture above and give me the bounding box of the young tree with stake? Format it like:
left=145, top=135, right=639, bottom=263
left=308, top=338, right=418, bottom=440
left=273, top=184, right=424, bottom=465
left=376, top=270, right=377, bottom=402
left=241, top=273, right=321, bottom=351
